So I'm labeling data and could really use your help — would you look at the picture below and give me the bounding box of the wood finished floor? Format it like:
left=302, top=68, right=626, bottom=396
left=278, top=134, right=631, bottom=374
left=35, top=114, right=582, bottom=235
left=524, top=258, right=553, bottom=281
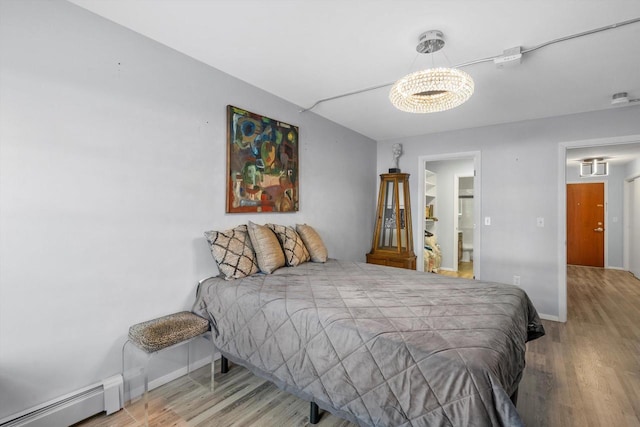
left=436, top=261, right=474, bottom=279
left=76, top=266, right=640, bottom=426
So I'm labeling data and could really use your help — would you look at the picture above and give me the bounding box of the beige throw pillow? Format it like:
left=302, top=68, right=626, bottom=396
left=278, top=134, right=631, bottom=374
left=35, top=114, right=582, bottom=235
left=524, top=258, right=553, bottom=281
left=247, top=221, right=285, bottom=273
left=204, top=225, right=259, bottom=279
left=296, top=224, right=328, bottom=263
left=267, top=224, right=310, bottom=266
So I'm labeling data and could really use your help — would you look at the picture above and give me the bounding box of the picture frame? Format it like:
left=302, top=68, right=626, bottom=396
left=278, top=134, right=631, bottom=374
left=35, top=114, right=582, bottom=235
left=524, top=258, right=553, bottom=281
left=226, top=105, right=299, bottom=213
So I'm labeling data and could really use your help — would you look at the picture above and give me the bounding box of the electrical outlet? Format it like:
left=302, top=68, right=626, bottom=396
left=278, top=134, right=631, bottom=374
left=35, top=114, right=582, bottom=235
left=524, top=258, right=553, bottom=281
left=513, top=275, right=521, bottom=286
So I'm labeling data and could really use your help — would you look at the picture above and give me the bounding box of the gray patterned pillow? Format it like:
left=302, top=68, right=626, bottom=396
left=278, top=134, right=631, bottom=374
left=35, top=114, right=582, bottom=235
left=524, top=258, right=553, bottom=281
left=296, top=224, right=328, bottom=263
left=204, top=225, right=259, bottom=279
left=266, top=224, right=310, bottom=266
left=247, top=221, right=285, bottom=273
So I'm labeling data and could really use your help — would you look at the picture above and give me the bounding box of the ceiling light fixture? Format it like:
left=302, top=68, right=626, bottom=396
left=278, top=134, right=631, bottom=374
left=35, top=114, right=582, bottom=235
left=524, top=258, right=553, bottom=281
left=611, top=92, right=640, bottom=106
left=300, top=17, right=640, bottom=113
left=389, top=31, right=474, bottom=113
left=580, top=158, right=608, bottom=177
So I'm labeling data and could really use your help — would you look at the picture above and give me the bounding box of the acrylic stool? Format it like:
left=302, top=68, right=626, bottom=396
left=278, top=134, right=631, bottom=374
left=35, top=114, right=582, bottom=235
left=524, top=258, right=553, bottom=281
left=122, top=311, right=214, bottom=426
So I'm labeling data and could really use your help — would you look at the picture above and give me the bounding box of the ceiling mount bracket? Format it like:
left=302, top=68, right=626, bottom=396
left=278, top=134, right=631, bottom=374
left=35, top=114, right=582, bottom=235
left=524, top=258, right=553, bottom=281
left=416, top=30, right=445, bottom=54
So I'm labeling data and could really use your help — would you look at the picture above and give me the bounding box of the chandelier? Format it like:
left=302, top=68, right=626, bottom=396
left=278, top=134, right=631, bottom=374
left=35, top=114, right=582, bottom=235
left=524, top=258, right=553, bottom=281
left=389, top=31, right=474, bottom=113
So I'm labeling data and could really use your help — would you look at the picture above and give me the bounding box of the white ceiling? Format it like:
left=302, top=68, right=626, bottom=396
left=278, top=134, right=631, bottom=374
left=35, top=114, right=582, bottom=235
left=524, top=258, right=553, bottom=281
left=69, top=0, right=640, bottom=147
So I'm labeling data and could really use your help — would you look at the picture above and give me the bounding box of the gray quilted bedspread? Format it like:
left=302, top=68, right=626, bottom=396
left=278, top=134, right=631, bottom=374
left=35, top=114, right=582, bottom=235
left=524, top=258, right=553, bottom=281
left=193, top=259, right=544, bottom=426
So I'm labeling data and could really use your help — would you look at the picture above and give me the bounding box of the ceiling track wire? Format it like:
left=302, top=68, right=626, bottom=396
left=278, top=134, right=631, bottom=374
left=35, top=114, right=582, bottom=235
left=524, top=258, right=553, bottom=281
left=299, top=17, right=640, bottom=113
left=522, top=16, right=640, bottom=55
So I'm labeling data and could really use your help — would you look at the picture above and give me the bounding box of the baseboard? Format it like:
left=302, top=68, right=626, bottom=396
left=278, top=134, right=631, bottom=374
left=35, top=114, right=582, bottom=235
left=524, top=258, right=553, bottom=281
left=538, top=313, right=561, bottom=322
left=0, top=375, right=121, bottom=427
left=606, top=266, right=625, bottom=271
left=0, top=354, right=217, bottom=427
left=147, top=355, right=214, bottom=394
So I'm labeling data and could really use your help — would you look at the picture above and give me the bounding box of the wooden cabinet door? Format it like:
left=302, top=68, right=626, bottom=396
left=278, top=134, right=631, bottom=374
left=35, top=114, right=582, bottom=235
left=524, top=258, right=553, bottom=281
left=567, top=183, right=604, bottom=267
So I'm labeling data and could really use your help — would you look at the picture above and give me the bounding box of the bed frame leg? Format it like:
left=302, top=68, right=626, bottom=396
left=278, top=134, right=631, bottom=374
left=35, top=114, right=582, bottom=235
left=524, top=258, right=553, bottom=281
left=310, top=401, right=320, bottom=424
left=510, top=387, right=519, bottom=407
left=220, top=355, right=229, bottom=374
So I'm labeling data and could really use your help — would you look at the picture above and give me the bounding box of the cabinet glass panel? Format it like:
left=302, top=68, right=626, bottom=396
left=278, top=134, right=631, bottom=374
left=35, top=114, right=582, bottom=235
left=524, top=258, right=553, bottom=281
left=379, top=180, right=396, bottom=249
left=398, top=181, right=407, bottom=250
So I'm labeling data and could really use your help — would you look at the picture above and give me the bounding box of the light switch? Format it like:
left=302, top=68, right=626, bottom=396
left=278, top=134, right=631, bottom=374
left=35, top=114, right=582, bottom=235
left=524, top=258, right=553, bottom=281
left=536, top=217, right=544, bottom=227
left=484, top=217, right=491, bottom=226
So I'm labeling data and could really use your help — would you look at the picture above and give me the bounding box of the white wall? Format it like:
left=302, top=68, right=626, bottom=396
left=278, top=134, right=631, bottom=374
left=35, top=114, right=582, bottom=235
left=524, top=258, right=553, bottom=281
left=0, top=0, right=376, bottom=419
left=626, top=157, right=640, bottom=278
left=378, top=106, right=640, bottom=318
left=626, top=157, right=640, bottom=178
left=566, top=162, right=626, bottom=268
left=630, top=178, right=640, bottom=279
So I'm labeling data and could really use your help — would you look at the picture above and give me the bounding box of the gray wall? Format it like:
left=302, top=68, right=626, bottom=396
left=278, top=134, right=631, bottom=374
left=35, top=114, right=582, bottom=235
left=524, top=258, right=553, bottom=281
left=378, top=107, right=640, bottom=318
left=566, top=162, right=626, bottom=269
left=0, top=0, right=376, bottom=418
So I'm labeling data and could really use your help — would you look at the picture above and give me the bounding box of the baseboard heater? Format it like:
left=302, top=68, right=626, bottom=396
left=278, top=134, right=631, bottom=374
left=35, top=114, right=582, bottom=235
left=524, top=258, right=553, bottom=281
left=0, top=354, right=214, bottom=427
left=0, top=375, right=122, bottom=427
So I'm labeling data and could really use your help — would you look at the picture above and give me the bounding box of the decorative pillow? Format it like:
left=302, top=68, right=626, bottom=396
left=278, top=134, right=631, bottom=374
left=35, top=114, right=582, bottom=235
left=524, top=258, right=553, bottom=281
left=247, top=221, right=285, bottom=273
left=266, top=224, right=310, bottom=266
left=296, top=224, right=328, bottom=263
left=204, top=225, right=259, bottom=279
left=425, top=235, right=441, bottom=255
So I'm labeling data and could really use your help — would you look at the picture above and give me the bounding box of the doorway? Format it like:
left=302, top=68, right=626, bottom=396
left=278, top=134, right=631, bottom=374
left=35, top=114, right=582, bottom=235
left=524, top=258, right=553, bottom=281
left=418, top=152, right=480, bottom=279
left=559, top=137, right=640, bottom=322
left=567, top=183, right=605, bottom=267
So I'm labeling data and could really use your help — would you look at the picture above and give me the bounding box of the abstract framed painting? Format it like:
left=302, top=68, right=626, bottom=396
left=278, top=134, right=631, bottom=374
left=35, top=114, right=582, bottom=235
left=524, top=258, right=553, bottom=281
left=226, top=105, right=299, bottom=213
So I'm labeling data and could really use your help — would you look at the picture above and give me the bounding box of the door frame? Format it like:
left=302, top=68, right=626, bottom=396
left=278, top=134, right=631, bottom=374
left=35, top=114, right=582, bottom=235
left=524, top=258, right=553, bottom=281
left=557, top=134, right=640, bottom=323
left=417, top=151, right=481, bottom=279
left=453, top=174, right=474, bottom=269
left=566, top=180, right=608, bottom=268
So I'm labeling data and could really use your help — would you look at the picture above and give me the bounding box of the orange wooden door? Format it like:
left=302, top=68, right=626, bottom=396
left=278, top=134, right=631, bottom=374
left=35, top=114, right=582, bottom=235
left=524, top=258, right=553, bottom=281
left=567, top=183, right=604, bottom=267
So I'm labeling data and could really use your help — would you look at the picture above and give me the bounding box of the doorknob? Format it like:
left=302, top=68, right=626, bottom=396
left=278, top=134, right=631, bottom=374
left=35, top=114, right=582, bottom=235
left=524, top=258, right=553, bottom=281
left=594, top=227, right=604, bottom=232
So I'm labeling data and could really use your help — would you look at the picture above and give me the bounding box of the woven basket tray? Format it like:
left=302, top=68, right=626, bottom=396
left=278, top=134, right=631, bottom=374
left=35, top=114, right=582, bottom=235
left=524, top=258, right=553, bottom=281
left=128, top=311, right=209, bottom=353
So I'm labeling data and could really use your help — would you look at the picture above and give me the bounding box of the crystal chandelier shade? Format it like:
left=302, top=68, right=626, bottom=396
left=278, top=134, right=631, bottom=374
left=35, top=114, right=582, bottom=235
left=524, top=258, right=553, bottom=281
left=389, top=30, right=474, bottom=113
left=389, top=67, right=474, bottom=113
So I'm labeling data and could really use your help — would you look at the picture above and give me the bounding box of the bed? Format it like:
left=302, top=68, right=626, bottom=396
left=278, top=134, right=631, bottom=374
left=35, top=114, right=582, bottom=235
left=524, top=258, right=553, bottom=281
left=193, top=258, right=544, bottom=427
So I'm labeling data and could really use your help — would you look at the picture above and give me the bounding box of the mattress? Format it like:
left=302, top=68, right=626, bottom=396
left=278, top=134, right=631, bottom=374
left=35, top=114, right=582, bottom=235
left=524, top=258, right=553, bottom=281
left=193, top=259, right=544, bottom=426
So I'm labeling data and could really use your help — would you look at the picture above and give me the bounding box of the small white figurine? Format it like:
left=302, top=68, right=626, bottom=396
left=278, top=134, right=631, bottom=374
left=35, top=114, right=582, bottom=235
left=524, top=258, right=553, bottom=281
left=392, top=143, right=403, bottom=171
